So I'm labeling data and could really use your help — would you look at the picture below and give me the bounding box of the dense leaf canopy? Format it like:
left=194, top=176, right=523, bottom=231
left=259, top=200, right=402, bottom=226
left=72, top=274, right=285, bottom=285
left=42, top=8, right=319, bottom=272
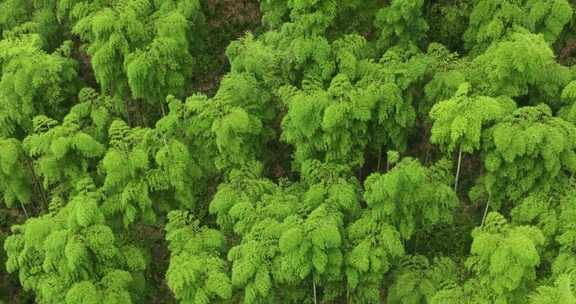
left=2, top=0, right=576, bottom=303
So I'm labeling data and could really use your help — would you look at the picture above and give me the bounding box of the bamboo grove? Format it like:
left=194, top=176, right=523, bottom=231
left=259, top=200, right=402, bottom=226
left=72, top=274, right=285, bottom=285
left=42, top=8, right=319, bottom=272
left=2, top=0, right=576, bottom=303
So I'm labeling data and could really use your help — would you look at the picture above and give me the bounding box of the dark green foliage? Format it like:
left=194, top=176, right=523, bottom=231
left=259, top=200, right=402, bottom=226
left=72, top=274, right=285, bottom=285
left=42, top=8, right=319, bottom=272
left=427, top=0, right=471, bottom=51
left=374, top=0, right=428, bottom=50
left=387, top=256, right=461, bottom=304
left=529, top=274, right=576, bottom=304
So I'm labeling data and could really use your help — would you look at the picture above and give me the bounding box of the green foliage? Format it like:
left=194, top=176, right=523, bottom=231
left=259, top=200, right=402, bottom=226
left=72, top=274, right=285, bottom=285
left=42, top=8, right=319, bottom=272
left=374, top=0, right=429, bottom=50
left=177, top=72, right=276, bottom=173
left=464, top=0, right=573, bottom=51
left=465, top=212, right=545, bottom=303
left=387, top=256, right=461, bottom=304
left=430, top=82, right=517, bottom=153
left=73, top=0, right=204, bottom=103
left=23, top=112, right=104, bottom=193
left=207, top=161, right=363, bottom=303
left=259, top=0, right=339, bottom=34
left=100, top=120, right=156, bottom=227
left=559, top=80, right=576, bottom=124
left=0, top=35, right=77, bottom=136
left=346, top=220, right=404, bottom=303
left=4, top=179, right=145, bottom=303
left=276, top=161, right=361, bottom=301
left=468, top=32, right=570, bottom=104
left=0, top=0, right=75, bottom=50
left=361, top=158, right=458, bottom=239
left=427, top=0, right=472, bottom=51
left=208, top=73, right=275, bottom=171
left=478, top=104, right=576, bottom=205
left=345, top=158, right=457, bottom=302
left=101, top=114, right=208, bottom=227
left=280, top=39, right=429, bottom=169
left=165, top=211, right=232, bottom=304
left=511, top=181, right=576, bottom=269
left=72, top=87, right=123, bottom=133
left=0, top=138, right=31, bottom=207
left=220, top=184, right=298, bottom=303
left=529, top=274, right=576, bottom=304
left=3, top=0, right=576, bottom=303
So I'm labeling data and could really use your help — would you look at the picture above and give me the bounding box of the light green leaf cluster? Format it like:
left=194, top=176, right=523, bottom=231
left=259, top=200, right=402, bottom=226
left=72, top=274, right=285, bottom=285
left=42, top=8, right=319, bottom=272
left=281, top=39, right=429, bottom=169
left=430, top=82, right=517, bottom=153
left=0, top=35, right=78, bottom=135
left=464, top=0, right=573, bottom=51
left=480, top=104, right=576, bottom=204
left=427, top=32, right=570, bottom=109
left=469, top=32, right=570, bottom=104
left=0, top=0, right=77, bottom=49
left=73, top=0, right=203, bottom=103
left=100, top=120, right=155, bottom=227
left=204, top=161, right=367, bottom=303
left=558, top=81, right=576, bottom=124
left=0, top=138, right=31, bottom=207
left=165, top=211, right=232, bottom=304
left=219, top=182, right=299, bottom=303
left=101, top=115, right=206, bottom=227
left=209, top=74, right=273, bottom=171
left=23, top=112, right=104, bottom=191
left=259, top=0, right=338, bottom=34
left=4, top=179, right=145, bottom=303
left=345, top=221, right=404, bottom=303
left=511, top=182, right=576, bottom=272
left=345, top=158, right=457, bottom=302
left=180, top=73, right=275, bottom=173
left=361, top=158, right=458, bottom=239
left=423, top=43, right=468, bottom=112
left=465, top=212, right=545, bottom=303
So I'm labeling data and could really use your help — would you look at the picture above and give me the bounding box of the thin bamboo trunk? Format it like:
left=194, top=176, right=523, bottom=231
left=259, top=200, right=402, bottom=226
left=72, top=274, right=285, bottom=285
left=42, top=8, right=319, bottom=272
left=313, top=280, right=317, bottom=304
left=454, top=147, right=462, bottom=192
left=20, top=200, right=29, bottom=219
left=481, top=200, right=490, bottom=226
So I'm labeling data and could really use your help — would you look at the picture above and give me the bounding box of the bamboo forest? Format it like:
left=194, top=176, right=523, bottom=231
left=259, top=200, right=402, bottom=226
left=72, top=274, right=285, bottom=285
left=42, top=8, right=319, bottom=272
left=3, top=0, right=576, bottom=303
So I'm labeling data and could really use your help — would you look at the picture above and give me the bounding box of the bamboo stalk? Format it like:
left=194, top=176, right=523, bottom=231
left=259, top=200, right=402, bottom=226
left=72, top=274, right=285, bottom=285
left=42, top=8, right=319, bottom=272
left=313, top=280, right=317, bottom=304
left=20, top=200, right=29, bottom=219
left=481, top=199, right=490, bottom=226
left=454, top=147, right=462, bottom=192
